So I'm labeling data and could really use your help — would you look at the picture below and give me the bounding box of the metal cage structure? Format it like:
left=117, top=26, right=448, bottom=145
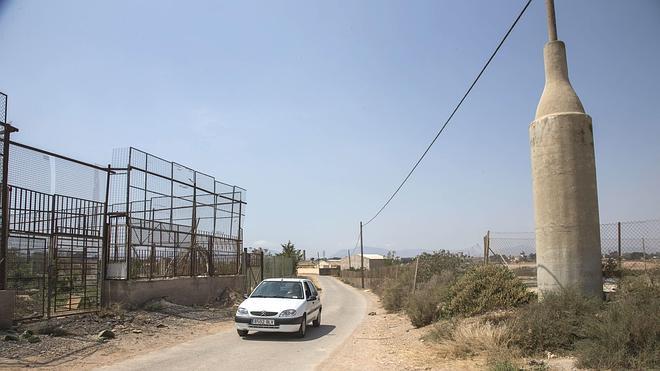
left=105, top=147, right=246, bottom=280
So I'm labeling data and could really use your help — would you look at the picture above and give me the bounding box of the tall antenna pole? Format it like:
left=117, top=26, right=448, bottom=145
left=360, top=221, right=364, bottom=289
left=545, top=0, right=558, bottom=41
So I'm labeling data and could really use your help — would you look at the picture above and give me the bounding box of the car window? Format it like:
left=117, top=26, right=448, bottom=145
left=303, top=281, right=312, bottom=298
left=309, top=282, right=318, bottom=297
left=251, top=281, right=303, bottom=299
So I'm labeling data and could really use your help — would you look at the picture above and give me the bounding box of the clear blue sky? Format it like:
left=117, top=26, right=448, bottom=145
left=0, top=0, right=658, bottom=257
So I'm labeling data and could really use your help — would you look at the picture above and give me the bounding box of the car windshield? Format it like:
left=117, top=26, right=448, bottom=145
left=250, top=281, right=303, bottom=299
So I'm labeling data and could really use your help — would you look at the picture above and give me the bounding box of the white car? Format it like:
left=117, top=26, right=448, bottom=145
left=235, top=278, right=322, bottom=338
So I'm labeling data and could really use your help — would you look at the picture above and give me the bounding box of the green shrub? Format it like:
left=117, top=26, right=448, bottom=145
left=380, top=251, right=470, bottom=313
left=507, top=288, right=602, bottom=355
left=405, top=273, right=454, bottom=327
left=444, top=265, right=535, bottom=317
left=415, top=250, right=471, bottom=283
left=575, top=276, right=660, bottom=369
left=381, top=276, right=411, bottom=312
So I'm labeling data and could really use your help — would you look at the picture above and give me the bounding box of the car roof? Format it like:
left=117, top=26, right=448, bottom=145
left=262, top=278, right=308, bottom=282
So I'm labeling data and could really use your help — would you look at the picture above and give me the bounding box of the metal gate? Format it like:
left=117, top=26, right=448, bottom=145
left=6, top=186, right=105, bottom=318
left=49, top=195, right=104, bottom=315
left=244, top=250, right=263, bottom=293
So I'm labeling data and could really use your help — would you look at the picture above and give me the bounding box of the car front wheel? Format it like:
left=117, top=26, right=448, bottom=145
left=237, top=329, right=248, bottom=337
left=312, top=310, right=321, bottom=327
left=296, top=314, right=307, bottom=338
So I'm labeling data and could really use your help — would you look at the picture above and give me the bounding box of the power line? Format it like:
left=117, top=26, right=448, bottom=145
left=362, top=0, right=533, bottom=227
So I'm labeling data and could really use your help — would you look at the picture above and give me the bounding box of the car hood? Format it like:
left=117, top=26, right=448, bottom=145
left=239, top=297, right=305, bottom=314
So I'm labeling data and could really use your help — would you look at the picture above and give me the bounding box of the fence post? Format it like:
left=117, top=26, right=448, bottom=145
left=149, top=243, right=155, bottom=279
left=260, top=251, right=264, bottom=281
left=483, top=234, right=488, bottom=264
left=101, top=164, right=111, bottom=303
left=0, top=123, right=17, bottom=290
left=360, top=221, right=364, bottom=289
left=243, top=247, right=248, bottom=294
left=208, top=236, right=214, bottom=276
left=412, top=255, right=419, bottom=293
left=484, top=231, right=490, bottom=264
left=617, top=222, right=622, bottom=269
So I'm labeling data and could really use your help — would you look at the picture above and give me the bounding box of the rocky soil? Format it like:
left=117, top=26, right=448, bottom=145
left=0, top=289, right=243, bottom=370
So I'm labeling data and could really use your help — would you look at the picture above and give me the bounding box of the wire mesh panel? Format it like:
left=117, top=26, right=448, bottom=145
left=52, top=235, right=102, bottom=314
left=107, top=147, right=246, bottom=280
left=1, top=140, right=110, bottom=318
left=486, top=219, right=660, bottom=276
left=6, top=235, right=47, bottom=320
left=488, top=232, right=536, bottom=265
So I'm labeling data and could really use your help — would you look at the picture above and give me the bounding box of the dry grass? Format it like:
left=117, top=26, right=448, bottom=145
left=428, top=318, right=510, bottom=359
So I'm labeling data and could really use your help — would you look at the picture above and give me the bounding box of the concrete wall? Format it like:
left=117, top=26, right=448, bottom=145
left=297, top=266, right=319, bottom=275
left=339, top=256, right=385, bottom=270
left=103, top=275, right=246, bottom=308
left=319, top=267, right=340, bottom=276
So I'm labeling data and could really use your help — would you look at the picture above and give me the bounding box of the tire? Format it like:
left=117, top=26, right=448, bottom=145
left=237, top=329, right=248, bottom=337
left=296, top=314, right=307, bottom=338
left=312, top=310, right=321, bottom=328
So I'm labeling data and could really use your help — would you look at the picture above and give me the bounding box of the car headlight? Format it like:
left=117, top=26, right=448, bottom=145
left=236, top=307, right=248, bottom=316
left=279, top=309, right=297, bottom=317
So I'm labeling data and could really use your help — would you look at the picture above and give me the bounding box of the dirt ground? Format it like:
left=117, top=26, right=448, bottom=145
left=321, top=281, right=578, bottom=371
left=0, top=291, right=242, bottom=370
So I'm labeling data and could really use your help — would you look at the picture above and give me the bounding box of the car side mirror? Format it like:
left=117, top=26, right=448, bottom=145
left=307, top=295, right=317, bottom=301
left=243, top=294, right=249, bottom=299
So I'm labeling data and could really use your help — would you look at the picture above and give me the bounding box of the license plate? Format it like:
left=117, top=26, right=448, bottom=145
left=251, top=318, right=275, bottom=325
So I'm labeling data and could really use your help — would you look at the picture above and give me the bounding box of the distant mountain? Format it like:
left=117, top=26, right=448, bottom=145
left=330, top=247, right=436, bottom=259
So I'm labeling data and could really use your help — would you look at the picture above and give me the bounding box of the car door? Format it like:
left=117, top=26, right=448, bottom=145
left=309, top=281, right=320, bottom=313
left=303, top=281, right=316, bottom=317
left=303, top=281, right=320, bottom=318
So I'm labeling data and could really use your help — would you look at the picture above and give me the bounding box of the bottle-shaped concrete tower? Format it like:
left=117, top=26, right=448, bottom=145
left=530, top=0, right=602, bottom=297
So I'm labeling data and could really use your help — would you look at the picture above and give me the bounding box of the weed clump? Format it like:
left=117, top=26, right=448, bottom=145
left=429, top=318, right=509, bottom=359
left=575, top=276, right=660, bottom=369
left=380, top=250, right=471, bottom=314
left=381, top=273, right=413, bottom=312
left=444, top=265, right=534, bottom=317
left=405, top=272, right=454, bottom=327
left=507, top=288, right=601, bottom=355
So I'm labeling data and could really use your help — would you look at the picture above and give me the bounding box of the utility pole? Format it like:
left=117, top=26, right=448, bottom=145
left=347, top=249, right=351, bottom=269
left=530, top=0, right=602, bottom=297
left=360, top=221, right=364, bottom=289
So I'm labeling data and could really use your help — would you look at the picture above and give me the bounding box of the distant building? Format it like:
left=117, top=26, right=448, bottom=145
left=339, top=253, right=385, bottom=270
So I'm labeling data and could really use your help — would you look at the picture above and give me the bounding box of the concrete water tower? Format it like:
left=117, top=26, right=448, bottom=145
left=530, top=0, right=603, bottom=297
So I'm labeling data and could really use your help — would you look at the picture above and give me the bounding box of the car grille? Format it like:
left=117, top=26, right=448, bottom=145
left=250, top=311, right=278, bottom=317
left=249, top=324, right=280, bottom=329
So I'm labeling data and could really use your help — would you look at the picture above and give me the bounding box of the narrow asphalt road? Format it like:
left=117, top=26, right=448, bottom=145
left=99, top=276, right=367, bottom=371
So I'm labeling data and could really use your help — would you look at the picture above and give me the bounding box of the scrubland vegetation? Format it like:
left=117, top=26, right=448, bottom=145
left=362, top=251, right=660, bottom=370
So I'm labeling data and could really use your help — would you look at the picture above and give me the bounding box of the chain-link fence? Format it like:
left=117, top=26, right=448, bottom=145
left=0, top=92, right=6, bottom=124
left=485, top=219, right=660, bottom=279
left=340, top=264, right=416, bottom=294
left=339, top=251, right=473, bottom=295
